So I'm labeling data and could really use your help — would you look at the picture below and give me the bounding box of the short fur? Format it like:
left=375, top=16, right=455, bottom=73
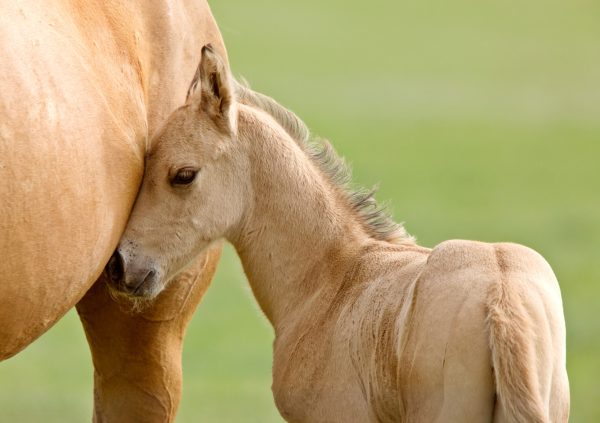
left=0, top=2, right=226, bottom=421
left=234, top=79, right=411, bottom=244
left=113, top=48, right=570, bottom=422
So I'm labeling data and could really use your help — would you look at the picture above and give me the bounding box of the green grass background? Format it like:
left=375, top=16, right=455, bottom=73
left=1, top=0, right=598, bottom=421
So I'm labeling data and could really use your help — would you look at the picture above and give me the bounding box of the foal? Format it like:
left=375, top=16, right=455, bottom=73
left=107, top=46, right=569, bottom=422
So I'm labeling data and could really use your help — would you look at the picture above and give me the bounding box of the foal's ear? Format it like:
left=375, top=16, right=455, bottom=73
left=186, top=44, right=236, bottom=133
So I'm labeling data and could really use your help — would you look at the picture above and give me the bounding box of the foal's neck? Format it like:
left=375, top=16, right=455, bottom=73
left=229, top=106, right=368, bottom=328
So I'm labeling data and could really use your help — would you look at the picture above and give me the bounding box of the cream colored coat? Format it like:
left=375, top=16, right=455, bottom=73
left=110, top=49, right=570, bottom=422
left=0, top=1, right=224, bottom=420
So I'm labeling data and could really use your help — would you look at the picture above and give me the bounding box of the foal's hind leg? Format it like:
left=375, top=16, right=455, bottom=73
left=76, top=245, right=221, bottom=423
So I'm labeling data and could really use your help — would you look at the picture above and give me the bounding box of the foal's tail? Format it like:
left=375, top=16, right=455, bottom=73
left=486, top=244, right=569, bottom=423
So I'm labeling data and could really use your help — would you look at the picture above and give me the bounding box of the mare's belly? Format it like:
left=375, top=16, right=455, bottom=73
left=0, top=2, right=145, bottom=357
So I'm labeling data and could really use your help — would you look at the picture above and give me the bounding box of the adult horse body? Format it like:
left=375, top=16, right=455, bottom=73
left=110, top=48, right=570, bottom=422
left=0, top=1, right=224, bottom=420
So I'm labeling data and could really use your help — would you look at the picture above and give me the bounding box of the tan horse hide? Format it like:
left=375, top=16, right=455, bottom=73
left=0, top=1, right=225, bottom=420
left=108, top=50, right=569, bottom=422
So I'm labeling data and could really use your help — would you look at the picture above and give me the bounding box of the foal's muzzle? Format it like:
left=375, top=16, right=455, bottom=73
left=105, top=248, right=160, bottom=297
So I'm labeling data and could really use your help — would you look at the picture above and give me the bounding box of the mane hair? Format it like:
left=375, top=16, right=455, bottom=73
left=233, top=79, right=413, bottom=244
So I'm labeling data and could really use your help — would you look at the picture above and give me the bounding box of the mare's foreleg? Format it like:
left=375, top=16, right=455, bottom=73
left=76, top=246, right=221, bottom=422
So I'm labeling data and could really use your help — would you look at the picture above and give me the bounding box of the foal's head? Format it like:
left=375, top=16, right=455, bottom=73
left=106, top=45, right=246, bottom=298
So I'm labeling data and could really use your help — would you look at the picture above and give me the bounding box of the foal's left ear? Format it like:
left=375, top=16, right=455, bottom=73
left=186, top=44, right=236, bottom=133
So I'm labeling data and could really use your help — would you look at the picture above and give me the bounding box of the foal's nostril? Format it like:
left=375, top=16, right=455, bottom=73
left=106, top=251, right=125, bottom=283
left=105, top=251, right=160, bottom=296
left=144, top=270, right=156, bottom=283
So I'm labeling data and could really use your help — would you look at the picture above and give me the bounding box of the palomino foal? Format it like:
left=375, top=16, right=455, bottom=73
left=108, top=46, right=569, bottom=422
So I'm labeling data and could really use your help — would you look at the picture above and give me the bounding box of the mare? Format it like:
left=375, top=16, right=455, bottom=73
left=0, top=2, right=226, bottom=421
left=108, top=46, right=570, bottom=422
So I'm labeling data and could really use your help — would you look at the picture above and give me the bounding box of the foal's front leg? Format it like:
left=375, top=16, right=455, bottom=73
left=76, top=245, right=221, bottom=422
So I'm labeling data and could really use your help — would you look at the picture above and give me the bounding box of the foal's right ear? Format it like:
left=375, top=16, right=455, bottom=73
left=186, top=44, right=236, bottom=134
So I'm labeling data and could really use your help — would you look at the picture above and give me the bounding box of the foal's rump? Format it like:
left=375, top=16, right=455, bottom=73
left=486, top=242, right=569, bottom=422
left=402, top=240, right=568, bottom=422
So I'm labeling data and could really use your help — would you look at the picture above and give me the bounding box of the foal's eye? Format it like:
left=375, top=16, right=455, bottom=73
left=171, top=167, right=198, bottom=186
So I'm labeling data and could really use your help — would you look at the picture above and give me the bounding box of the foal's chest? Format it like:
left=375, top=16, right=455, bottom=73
left=271, top=324, right=372, bottom=422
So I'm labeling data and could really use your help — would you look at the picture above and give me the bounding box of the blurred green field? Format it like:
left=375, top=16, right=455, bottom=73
left=1, top=0, right=598, bottom=421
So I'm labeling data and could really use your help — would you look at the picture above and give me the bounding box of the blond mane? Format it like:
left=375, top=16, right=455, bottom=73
left=233, top=79, right=413, bottom=245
